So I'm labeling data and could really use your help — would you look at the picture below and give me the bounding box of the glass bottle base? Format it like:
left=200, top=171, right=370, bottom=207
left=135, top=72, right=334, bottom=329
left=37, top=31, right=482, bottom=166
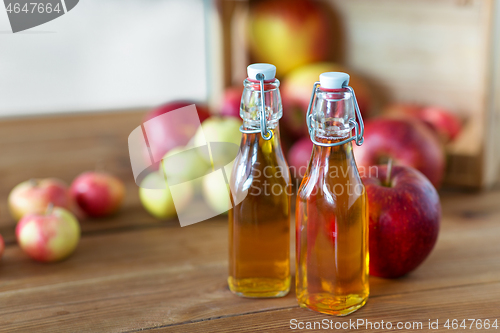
left=228, top=276, right=291, bottom=298
left=298, top=293, right=368, bottom=316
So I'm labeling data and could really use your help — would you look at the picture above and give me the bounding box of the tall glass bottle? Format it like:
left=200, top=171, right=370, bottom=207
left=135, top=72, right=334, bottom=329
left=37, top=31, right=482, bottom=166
left=296, top=72, right=369, bottom=315
left=228, top=63, right=291, bottom=298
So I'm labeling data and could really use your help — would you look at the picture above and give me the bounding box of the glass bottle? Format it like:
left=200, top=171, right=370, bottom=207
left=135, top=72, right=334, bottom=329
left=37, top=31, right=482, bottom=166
left=228, top=63, right=291, bottom=298
left=296, top=72, right=369, bottom=315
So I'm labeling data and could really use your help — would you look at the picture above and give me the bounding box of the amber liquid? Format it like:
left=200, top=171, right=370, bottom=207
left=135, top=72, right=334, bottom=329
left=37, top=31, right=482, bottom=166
left=228, top=127, right=291, bottom=298
left=296, top=137, right=369, bottom=315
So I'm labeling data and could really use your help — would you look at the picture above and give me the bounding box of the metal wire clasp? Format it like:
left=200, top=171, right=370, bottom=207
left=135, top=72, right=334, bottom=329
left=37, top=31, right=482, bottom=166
left=239, top=73, right=273, bottom=141
left=306, top=81, right=364, bottom=147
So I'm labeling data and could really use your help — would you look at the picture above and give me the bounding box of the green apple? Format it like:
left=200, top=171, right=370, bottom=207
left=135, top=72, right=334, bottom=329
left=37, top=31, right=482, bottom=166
left=162, top=146, right=211, bottom=185
left=194, top=117, right=242, bottom=147
left=193, top=117, right=242, bottom=167
left=139, top=172, right=193, bottom=219
left=202, top=166, right=233, bottom=214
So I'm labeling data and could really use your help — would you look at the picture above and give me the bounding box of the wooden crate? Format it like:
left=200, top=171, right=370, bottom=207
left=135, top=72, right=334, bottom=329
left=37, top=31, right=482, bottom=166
left=210, top=0, right=500, bottom=189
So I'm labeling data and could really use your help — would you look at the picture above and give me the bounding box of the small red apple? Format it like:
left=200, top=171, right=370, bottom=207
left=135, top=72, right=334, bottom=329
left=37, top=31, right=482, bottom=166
left=385, top=103, right=462, bottom=143
left=247, top=0, right=330, bottom=77
left=287, top=137, right=313, bottom=179
left=70, top=172, right=125, bottom=218
left=8, top=178, right=71, bottom=221
left=16, top=206, right=81, bottom=262
left=353, top=117, right=445, bottom=188
left=0, top=234, right=4, bottom=259
left=418, top=106, right=462, bottom=143
left=220, top=86, right=242, bottom=118
left=363, top=164, right=441, bottom=278
left=143, top=101, right=210, bottom=165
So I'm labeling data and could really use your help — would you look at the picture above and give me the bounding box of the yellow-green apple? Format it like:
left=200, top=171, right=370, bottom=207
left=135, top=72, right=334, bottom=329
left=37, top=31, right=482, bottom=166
left=16, top=206, right=81, bottom=262
left=287, top=137, right=313, bottom=179
left=247, top=0, right=330, bottom=77
left=363, top=164, right=441, bottom=278
left=143, top=102, right=210, bottom=168
left=353, top=117, right=445, bottom=188
left=220, top=86, right=243, bottom=118
left=281, top=62, right=372, bottom=137
left=193, top=116, right=242, bottom=166
left=162, top=146, right=211, bottom=186
left=70, top=172, right=125, bottom=218
left=202, top=164, right=233, bottom=214
left=8, top=178, right=71, bottom=221
left=385, top=103, right=462, bottom=143
left=0, top=234, right=4, bottom=259
left=139, top=171, right=193, bottom=219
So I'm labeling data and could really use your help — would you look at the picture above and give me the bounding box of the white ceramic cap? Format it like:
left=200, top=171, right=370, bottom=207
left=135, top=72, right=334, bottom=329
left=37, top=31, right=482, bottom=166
left=247, top=63, right=276, bottom=80
left=319, top=72, right=350, bottom=89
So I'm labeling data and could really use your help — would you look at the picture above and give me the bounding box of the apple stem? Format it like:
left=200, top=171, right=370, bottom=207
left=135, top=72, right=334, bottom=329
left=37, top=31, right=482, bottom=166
left=46, top=203, right=54, bottom=216
left=29, top=178, right=37, bottom=187
left=385, top=158, right=393, bottom=187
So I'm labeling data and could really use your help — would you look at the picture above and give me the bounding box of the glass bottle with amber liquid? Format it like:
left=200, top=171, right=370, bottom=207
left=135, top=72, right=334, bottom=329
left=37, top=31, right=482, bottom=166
left=228, top=63, right=291, bottom=298
left=296, top=72, right=369, bottom=315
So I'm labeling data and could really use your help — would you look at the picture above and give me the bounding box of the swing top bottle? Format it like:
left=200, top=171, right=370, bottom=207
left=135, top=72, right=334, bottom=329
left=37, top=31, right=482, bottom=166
left=228, top=63, right=291, bottom=298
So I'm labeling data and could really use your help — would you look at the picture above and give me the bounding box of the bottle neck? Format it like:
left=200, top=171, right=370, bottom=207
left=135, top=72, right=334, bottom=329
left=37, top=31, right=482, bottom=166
left=309, top=88, right=355, bottom=139
left=240, top=78, right=282, bottom=131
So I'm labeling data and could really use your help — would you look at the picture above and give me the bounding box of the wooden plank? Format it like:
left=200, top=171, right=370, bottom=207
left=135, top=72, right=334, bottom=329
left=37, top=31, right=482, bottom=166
left=0, top=110, right=145, bottom=192
left=0, top=190, right=500, bottom=332
left=160, top=282, right=500, bottom=332
left=0, top=220, right=226, bottom=294
left=0, top=197, right=164, bottom=246
left=0, top=110, right=147, bottom=235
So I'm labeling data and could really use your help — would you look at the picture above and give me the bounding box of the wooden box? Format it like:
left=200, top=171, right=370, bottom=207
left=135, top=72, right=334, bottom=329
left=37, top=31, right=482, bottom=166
left=207, top=0, right=500, bottom=189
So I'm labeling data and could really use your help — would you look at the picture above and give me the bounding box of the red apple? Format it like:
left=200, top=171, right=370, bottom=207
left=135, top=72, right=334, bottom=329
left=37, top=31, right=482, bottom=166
left=143, top=101, right=210, bottom=166
left=287, top=137, right=313, bottom=179
left=16, top=206, right=81, bottom=262
left=281, top=63, right=372, bottom=137
left=353, top=117, right=445, bottom=188
left=220, top=86, right=242, bottom=118
left=363, top=164, right=441, bottom=278
left=70, top=172, right=125, bottom=218
left=247, top=0, right=330, bottom=77
left=8, top=178, right=71, bottom=221
left=385, top=103, right=462, bottom=143
left=0, top=234, right=4, bottom=259
left=420, top=106, right=462, bottom=142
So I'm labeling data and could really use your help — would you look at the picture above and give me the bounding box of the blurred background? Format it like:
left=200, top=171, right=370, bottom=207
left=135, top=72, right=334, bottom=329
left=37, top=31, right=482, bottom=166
left=1, top=0, right=499, bottom=192
left=1, top=0, right=500, bottom=231
left=0, top=0, right=208, bottom=116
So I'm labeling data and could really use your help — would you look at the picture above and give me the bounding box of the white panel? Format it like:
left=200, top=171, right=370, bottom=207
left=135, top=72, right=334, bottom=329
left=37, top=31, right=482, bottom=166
left=0, top=0, right=207, bottom=117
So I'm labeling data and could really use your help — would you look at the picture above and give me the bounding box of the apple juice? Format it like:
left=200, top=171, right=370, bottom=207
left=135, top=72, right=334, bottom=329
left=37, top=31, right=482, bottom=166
left=228, top=64, right=291, bottom=298
left=296, top=72, right=369, bottom=316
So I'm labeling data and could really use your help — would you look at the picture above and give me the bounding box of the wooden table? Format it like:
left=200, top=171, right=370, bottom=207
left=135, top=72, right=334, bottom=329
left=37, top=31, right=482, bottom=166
left=0, top=111, right=499, bottom=332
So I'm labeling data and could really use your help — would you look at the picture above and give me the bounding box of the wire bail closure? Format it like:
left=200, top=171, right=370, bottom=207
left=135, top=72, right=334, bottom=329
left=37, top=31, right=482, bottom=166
left=306, top=82, right=364, bottom=147
left=239, top=73, right=273, bottom=141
